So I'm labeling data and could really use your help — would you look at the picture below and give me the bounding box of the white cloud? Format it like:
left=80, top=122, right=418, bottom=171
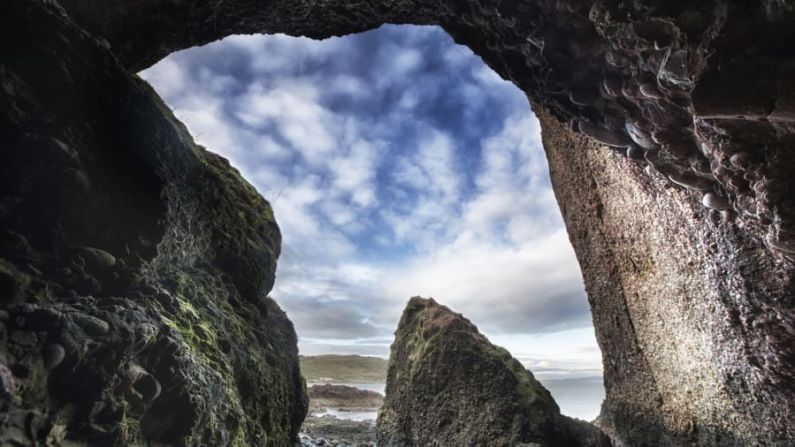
left=235, top=81, right=341, bottom=163
left=142, top=26, right=601, bottom=382
left=139, top=58, right=186, bottom=98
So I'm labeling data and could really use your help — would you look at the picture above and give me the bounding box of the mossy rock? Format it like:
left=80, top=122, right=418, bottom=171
left=376, top=297, right=610, bottom=447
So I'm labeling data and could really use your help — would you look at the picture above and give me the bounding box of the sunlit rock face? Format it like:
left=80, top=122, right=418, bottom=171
left=376, top=297, right=611, bottom=447
left=539, top=107, right=794, bottom=446
left=2, top=0, right=794, bottom=445
left=0, top=1, right=306, bottom=445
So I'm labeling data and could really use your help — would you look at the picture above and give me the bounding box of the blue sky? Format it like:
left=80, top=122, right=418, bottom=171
left=142, top=25, right=602, bottom=380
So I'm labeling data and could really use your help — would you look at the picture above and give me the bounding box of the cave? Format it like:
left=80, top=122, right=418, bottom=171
left=1, top=0, right=793, bottom=446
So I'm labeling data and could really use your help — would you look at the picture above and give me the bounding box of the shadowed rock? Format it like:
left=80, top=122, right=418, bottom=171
left=0, top=1, right=306, bottom=445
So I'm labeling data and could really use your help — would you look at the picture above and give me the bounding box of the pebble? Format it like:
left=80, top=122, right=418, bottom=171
left=42, top=343, right=66, bottom=370
left=578, top=121, right=632, bottom=147
left=702, top=192, right=731, bottom=211
left=668, top=172, right=713, bottom=191
left=127, top=363, right=162, bottom=401
left=729, top=152, right=751, bottom=169
left=77, top=247, right=116, bottom=269
left=71, top=313, right=110, bottom=336
left=625, top=121, right=657, bottom=150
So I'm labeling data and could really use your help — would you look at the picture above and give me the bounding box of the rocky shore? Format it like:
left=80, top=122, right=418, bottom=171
left=308, top=384, right=384, bottom=413
left=299, top=415, right=376, bottom=447
left=299, top=384, right=381, bottom=446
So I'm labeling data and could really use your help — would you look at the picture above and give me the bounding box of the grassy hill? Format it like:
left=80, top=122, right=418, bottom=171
left=300, top=355, right=388, bottom=383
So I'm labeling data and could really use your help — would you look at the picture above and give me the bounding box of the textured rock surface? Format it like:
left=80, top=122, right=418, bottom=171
left=2, top=0, right=795, bottom=445
left=538, top=107, right=794, bottom=446
left=0, top=1, right=306, bottom=445
left=376, top=297, right=610, bottom=447
left=57, top=0, right=795, bottom=258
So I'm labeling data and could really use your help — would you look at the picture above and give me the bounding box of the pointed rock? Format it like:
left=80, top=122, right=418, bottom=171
left=376, top=297, right=610, bottom=447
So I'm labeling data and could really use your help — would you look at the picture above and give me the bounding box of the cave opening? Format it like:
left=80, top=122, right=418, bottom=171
left=4, top=0, right=795, bottom=445
left=141, top=24, right=606, bottom=422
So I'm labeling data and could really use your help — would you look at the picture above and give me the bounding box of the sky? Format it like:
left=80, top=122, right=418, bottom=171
left=141, top=25, right=603, bottom=381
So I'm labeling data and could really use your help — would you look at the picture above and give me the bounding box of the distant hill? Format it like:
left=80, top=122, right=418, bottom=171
left=300, top=355, right=388, bottom=383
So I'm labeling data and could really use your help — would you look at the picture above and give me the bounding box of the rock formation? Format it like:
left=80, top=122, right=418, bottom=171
left=0, top=1, right=306, bottom=445
left=376, top=297, right=611, bottom=447
left=2, top=0, right=794, bottom=445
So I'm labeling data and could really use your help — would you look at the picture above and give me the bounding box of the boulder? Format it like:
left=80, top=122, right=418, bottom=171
left=376, top=297, right=610, bottom=447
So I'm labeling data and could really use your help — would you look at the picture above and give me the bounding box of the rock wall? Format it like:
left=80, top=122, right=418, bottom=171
left=538, top=107, right=794, bottom=446
left=0, top=1, right=306, bottom=445
left=56, top=0, right=795, bottom=260
left=1, top=0, right=794, bottom=445
left=376, top=297, right=610, bottom=447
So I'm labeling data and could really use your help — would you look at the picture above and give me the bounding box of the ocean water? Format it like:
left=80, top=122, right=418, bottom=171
left=537, top=377, right=605, bottom=421
left=309, top=379, right=604, bottom=423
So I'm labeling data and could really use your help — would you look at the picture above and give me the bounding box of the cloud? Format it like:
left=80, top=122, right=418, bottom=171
left=380, top=229, right=588, bottom=334
left=142, top=25, right=600, bottom=376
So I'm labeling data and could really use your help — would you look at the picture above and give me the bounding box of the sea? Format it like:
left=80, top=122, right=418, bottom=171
left=308, top=377, right=605, bottom=422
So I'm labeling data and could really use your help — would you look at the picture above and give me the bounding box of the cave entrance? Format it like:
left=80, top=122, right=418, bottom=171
left=141, top=24, right=604, bottom=421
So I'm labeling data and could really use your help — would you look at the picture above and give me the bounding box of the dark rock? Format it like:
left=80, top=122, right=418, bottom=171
left=578, top=121, right=632, bottom=147
left=42, top=343, right=66, bottom=370
left=626, top=144, right=646, bottom=160
left=75, top=247, right=116, bottom=271
left=702, top=192, right=731, bottom=211
left=0, top=1, right=305, bottom=445
left=625, top=120, right=658, bottom=150
left=376, top=297, right=610, bottom=447
left=668, top=172, right=714, bottom=191
left=69, top=313, right=110, bottom=336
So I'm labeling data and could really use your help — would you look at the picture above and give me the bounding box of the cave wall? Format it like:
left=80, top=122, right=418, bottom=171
left=0, top=1, right=306, bottom=445
left=538, top=107, right=794, bottom=446
left=2, top=0, right=794, bottom=446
